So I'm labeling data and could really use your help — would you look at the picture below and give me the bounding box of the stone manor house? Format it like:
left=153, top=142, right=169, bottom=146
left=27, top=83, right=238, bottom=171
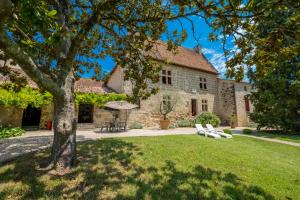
left=0, top=42, right=253, bottom=129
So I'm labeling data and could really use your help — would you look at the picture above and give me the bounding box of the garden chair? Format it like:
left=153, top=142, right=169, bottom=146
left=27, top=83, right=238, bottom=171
left=206, top=124, right=232, bottom=138
left=117, top=121, right=127, bottom=132
left=195, top=124, right=221, bottom=139
left=99, top=121, right=110, bottom=132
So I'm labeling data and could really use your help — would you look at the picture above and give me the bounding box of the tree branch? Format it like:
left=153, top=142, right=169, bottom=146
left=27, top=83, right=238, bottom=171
left=0, top=0, right=63, bottom=95
left=0, top=35, right=63, bottom=95
left=65, top=0, right=119, bottom=63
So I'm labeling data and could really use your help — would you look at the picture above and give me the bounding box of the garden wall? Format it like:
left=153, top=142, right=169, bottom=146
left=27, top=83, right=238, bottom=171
left=0, top=106, right=23, bottom=127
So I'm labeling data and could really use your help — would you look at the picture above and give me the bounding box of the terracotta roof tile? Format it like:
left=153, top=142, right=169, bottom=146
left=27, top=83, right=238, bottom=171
left=75, top=78, right=113, bottom=94
left=147, top=41, right=218, bottom=74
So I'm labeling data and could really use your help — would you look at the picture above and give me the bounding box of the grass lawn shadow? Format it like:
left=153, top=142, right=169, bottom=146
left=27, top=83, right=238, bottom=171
left=0, top=138, right=275, bottom=199
left=252, top=130, right=300, bottom=143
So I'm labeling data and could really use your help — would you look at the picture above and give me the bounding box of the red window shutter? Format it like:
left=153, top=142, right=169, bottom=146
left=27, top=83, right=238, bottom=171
left=245, top=98, right=250, bottom=112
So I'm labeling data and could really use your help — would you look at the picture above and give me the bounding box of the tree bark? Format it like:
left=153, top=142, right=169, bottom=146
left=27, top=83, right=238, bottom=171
left=50, top=80, right=77, bottom=170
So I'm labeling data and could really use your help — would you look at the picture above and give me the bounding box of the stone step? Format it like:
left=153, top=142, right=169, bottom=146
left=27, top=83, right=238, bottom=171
left=22, top=126, right=40, bottom=131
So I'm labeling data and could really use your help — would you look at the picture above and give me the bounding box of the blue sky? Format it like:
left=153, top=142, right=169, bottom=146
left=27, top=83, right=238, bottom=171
left=84, top=16, right=230, bottom=78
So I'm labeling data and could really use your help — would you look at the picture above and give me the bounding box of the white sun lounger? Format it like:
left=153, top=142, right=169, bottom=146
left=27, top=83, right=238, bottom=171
left=206, top=124, right=233, bottom=138
left=195, top=124, right=221, bottom=139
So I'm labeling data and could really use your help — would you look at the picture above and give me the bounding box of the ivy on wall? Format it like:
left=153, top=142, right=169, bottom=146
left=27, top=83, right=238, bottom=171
left=75, top=92, right=127, bottom=107
left=0, top=85, right=52, bottom=109
left=0, top=83, right=127, bottom=109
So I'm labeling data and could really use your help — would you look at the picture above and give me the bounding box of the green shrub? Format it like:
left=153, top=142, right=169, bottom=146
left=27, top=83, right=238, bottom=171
left=243, top=129, right=253, bottom=134
left=223, top=129, right=232, bottom=135
left=248, top=121, right=258, bottom=128
left=193, top=112, right=221, bottom=127
left=169, top=123, right=178, bottom=129
left=0, top=127, right=25, bottom=139
left=176, top=120, right=191, bottom=127
left=129, top=122, right=143, bottom=129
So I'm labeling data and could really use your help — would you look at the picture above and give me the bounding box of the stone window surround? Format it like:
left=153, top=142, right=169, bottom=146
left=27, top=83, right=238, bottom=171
left=161, top=69, right=172, bottom=85
left=201, top=99, right=208, bottom=111
left=199, top=77, right=207, bottom=90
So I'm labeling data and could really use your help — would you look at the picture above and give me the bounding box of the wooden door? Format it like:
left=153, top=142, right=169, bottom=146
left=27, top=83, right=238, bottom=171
left=191, top=99, right=197, bottom=116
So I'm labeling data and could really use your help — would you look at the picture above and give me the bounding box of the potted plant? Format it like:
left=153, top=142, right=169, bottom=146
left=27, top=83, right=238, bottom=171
left=159, top=97, right=176, bottom=129
left=230, top=114, right=237, bottom=128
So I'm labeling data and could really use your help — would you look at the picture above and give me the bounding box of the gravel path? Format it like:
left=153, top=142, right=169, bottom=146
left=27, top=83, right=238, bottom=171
left=1, top=127, right=299, bottom=163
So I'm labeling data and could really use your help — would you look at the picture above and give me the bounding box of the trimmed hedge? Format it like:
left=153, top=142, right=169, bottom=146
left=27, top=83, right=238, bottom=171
left=243, top=129, right=253, bottom=134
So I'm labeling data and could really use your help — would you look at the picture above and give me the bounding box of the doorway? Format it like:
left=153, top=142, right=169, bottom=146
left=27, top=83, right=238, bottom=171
left=22, top=105, right=41, bottom=127
left=78, top=104, right=93, bottom=123
left=191, top=99, right=198, bottom=116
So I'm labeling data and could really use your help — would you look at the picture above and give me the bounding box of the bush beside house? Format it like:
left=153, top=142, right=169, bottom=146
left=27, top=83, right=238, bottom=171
left=0, top=127, right=25, bottom=139
left=176, top=119, right=192, bottom=127
left=129, top=122, right=143, bottom=129
left=193, top=112, right=221, bottom=127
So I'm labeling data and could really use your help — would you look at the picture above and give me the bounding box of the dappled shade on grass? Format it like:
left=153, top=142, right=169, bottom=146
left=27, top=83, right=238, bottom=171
left=0, top=137, right=278, bottom=200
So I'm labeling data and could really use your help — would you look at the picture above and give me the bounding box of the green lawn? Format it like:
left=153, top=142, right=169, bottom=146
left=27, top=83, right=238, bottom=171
left=0, top=135, right=299, bottom=200
left=250, top=131, right=300, bottom=144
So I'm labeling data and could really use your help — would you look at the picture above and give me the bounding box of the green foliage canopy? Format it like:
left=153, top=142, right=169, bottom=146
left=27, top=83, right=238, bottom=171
left=0, top=84, right=127, bottom=109
left=75, top=92, right=127, bottom=108
left=206, top=0, right=300, bottom=131
left=0, top=84, right=52, bottom=109
left=0, top=0, right=259, bottom=101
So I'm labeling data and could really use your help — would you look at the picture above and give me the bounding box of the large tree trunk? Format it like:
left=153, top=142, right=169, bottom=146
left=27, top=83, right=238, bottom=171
left=50, top=83, right=77, bottom=170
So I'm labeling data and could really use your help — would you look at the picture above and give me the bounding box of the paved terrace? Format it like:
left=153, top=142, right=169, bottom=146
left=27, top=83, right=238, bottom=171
left=1, top=127, right=299, bottom=163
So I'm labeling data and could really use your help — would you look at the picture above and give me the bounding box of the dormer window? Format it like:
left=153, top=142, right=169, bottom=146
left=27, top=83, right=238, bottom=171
left=200, top=77, right=207, bottom=90
left=161, top=70, right=172, bottom=85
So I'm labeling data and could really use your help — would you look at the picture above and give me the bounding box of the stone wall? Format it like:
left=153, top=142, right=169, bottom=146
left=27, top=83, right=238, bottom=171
left=93, top=107, right=128, bottom=128
left=216, top=79, right=237, bottom=125
left=39, top=104, right=54, bottom=129
left=234, top=82, right=253, bottom=127
left=126, top=64, right=219, bottom=127
left=0, top=106, right=23, bottom=127
left=215, top=79, right=253, bottom=127
left=106, top=66, right=124, bottom=93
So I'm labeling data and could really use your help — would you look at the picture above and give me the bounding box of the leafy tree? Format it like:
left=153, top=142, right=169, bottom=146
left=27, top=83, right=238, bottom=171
left=214, top=0, right=300, bottom=131
left=0, top=0, right=258, bottom=170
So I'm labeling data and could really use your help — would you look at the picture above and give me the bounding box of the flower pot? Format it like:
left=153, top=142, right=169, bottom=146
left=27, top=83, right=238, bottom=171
left=160, top=119, right=170, bottom=130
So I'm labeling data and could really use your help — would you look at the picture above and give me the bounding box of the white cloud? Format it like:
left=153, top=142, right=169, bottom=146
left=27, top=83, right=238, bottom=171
left=202, top=48, right=227, bottom=76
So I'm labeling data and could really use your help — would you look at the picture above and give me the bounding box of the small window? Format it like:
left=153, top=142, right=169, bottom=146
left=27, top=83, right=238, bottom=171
left=200, top=77, right=207, bottom=90
left=201, top=99, right=208, bottom=111
left=161, top=70, right=172, bottom=85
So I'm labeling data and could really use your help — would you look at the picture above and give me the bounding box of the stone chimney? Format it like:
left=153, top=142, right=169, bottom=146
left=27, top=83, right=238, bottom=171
left=193, top=45, right=201, bottom=54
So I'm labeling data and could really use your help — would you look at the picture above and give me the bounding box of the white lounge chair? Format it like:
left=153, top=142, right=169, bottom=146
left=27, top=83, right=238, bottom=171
left=206, top=124, right=233, bottom=138
left=195, top=124, right=221, bottom=139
